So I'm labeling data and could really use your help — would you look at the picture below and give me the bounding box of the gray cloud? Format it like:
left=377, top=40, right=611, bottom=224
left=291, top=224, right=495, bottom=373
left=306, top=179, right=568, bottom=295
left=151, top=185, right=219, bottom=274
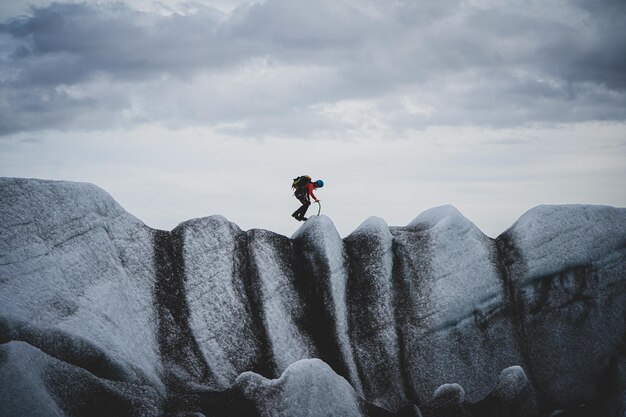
left=0, top=0, right=625, bottom=136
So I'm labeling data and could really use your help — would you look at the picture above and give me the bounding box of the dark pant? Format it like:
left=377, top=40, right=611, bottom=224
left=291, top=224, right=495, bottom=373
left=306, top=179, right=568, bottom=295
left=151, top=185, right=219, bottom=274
left=292, top=190, right=310, bottom=219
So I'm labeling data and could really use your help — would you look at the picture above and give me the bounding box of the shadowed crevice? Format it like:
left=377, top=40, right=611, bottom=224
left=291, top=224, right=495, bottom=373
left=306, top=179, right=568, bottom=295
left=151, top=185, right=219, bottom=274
left=289, top=234, right=352, bottom=384
left=239, top=229, right=276, bottom=378
left=152, top=229, right=213, bottom=390
left=0, top=317, right=148, bottom=385
left=495, top=231, right=546, bottom=410
left=389, top=225, right=432, bottom=406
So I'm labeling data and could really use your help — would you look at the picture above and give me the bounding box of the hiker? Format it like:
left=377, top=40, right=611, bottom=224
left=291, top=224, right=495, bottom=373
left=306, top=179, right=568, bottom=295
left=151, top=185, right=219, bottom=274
left=291, top=176, right=324, bottom=221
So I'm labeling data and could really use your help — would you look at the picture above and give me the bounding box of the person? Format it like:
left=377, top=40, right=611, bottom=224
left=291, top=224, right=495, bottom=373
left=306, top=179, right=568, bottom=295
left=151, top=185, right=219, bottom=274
left=292, top=178, right=324, bottom=221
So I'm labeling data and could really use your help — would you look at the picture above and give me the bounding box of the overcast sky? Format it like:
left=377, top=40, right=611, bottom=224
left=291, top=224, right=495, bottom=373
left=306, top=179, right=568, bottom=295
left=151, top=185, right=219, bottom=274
left=1, top=0, right=625, bottom=237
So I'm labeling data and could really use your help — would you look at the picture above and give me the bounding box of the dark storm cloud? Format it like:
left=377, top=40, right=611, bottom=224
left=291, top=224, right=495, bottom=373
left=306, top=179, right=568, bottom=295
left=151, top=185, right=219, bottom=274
left=0, top=2, right=225, bottom=85
left=0, top=0, right=625, bottom=135
left=560, top=0, right=626, bottom=91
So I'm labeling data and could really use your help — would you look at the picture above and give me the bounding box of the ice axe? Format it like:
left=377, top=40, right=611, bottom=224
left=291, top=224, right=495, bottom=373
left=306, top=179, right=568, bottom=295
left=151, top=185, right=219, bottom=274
left=315, top=200, right=321, bottom=216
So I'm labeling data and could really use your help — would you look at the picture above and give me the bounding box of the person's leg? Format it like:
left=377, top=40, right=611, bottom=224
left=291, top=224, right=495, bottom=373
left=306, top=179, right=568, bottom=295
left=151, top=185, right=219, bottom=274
left=297, top=201, right=310, bottom=220
left=292, top=192, right=309, bottom=219
left=292, top=204, right=305, bottom=218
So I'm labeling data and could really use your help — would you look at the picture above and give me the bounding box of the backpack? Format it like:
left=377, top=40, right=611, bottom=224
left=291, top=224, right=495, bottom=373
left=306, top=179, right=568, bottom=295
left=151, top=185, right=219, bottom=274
left=292, top=175, right=311, bottom=191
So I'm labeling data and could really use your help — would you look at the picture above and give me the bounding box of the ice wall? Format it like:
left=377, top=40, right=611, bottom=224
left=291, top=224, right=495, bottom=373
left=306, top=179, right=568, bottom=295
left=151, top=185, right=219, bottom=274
left=1, top=178, right=625, bottom=417
left=498, top=205, right=626, bottom=407
left=0, top=178, right=162, bottom=390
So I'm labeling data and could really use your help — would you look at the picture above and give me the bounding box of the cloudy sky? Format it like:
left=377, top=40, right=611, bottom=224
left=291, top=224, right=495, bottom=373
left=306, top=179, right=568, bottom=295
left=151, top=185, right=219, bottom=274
left=1, top=0, right=625, bottom=237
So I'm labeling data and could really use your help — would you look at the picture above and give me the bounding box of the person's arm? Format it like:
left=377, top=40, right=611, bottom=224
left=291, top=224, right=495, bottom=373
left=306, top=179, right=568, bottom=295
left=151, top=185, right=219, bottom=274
left=307, top=183, right=318, bottom=201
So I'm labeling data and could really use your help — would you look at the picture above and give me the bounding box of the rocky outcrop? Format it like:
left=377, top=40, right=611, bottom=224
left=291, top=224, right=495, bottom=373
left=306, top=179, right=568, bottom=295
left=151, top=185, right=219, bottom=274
left=1, top=178, right=625, bottom=417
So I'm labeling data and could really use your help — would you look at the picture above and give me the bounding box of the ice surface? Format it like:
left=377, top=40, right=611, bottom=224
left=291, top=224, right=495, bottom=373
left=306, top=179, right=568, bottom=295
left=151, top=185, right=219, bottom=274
left=247, top=229, right=317, bottom=373
left=428, top=383, right=469, bottom=417
left=500, top=204, right=626, bottom=406
left=291, top=215, right=362, bottom=393
left=0, top=341, right=161, bottom=417
left=0, top=341, right=65, bottom=417
left=0, top=178, right=162, bottom=390
left=352, top=215, right=391, bottom=235
left=408, top=205, right=503, bottom=326
left=494, top=366, right=538, bottom=414
left=345, top=216, right=407, bottom=410
left=176, top=215, right=263, bottom=387
left=504, top=204, right=626, bottom=280
left=495, top=366, right=529, bottom=400
left=1, top=178, right=625, bottom=416
left=236, top=358, right=363, bottom=417
left=399, top=205, right=523, bottom=402
left=433, top=383, right=465, bottom=400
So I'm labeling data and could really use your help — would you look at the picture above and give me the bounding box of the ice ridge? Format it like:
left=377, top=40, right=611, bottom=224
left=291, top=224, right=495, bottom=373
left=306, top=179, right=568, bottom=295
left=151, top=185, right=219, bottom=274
left=1, top=178, right=625, bottom=417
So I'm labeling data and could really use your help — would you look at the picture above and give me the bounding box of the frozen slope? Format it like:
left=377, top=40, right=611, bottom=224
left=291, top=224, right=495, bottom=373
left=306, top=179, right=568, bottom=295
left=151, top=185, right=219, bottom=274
left=172, top=215, right=268, bottom=387
left=498, top=205, right=626, bottom=408
left=0, top=179, right=163, bottom=381
left=1, top=178, right=625, bottom=417
left=398, top=205, right=524, bottom=403
left=0, top=178, right=164, bottom=417
left=344, top=217, right=407, bottom=410
left=236, top=359, right=367, bottom=417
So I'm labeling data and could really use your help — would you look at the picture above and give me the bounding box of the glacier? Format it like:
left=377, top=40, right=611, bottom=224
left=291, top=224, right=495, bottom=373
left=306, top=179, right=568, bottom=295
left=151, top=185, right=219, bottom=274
left=0, top=177, right=625, bottom=417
